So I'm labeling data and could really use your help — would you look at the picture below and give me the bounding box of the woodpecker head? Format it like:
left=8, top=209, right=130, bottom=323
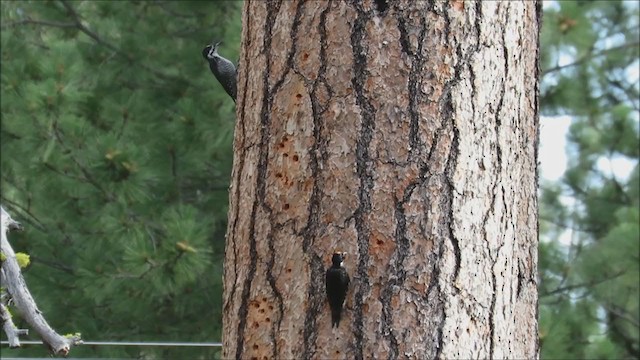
left=202, top=41, right=222, bottom=61
left=331, top=252, right=346, bottom=267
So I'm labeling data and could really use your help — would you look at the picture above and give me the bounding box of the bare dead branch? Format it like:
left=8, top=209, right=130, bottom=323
left=0, top=283, right=30, bottom=348
left=1, top=206, right=82, bottom=355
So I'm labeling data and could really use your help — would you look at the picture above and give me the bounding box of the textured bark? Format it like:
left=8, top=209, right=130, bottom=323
left=223, top=0, right=540, bottom=359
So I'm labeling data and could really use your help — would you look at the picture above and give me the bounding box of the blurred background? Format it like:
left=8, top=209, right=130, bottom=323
left=539, top=1, right=638, bottom=358
left=0, top=1, right=638, bottom=359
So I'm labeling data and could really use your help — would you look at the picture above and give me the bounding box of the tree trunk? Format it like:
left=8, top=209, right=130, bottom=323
left=223, top=1, right=540, bottom=359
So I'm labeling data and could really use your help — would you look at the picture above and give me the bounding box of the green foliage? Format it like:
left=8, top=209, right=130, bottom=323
left=540, top=1, right=639, bottom=359
left=1, top=0, right=241, bottom=358
left=541, top=1, right=639, bottom=118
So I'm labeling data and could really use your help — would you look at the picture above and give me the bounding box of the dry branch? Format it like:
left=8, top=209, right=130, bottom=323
left=1, top=206, right=82, bottom=355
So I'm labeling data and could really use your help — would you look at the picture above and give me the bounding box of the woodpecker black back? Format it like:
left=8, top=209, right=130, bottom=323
left=325, top=252, right=350, bottom=328
left=202, top=41, right=237, bottom=103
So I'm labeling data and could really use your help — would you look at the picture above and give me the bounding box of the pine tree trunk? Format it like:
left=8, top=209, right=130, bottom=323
left=223, top=1, right=541, bottom=359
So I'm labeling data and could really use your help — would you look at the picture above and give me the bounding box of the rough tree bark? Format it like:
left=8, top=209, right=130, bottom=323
left=223, top=1, right=540, bottom=359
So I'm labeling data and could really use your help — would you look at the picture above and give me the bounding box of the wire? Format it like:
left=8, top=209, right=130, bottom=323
left=1, top=340, right=222, bottom=347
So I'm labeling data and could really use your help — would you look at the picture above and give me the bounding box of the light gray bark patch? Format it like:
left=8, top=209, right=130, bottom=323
left=435, top=17, right=465, bottom=343
left=265, top=1, right=306, bottom=357
left=226, top=0, right=257, bottom=320
left=302, top=255, right=324, bottom=358
left=235, top=2, right=283, bottom=359
left=350, top=2, right=375, bottom=359
left=236, top=187, right=259, bottom=360
left=397, top=14, right=428, bottom=162
left=489, top=258, right=498, bottom=359
left=474, top=1, right=483, bottom=48
left=534, top=1, right=542, bottom=190
left=441, top=2, right=463, bottom=286
left=487, top=17, right=512, bottom=360
left=441, top=90, right=462, bottom=285
left=302, top=2, right=332, bottom=359
left=379, top=187, right=415, bottom=360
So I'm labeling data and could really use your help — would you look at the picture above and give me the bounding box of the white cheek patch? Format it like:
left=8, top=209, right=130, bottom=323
left=207, top=47, right=215, bottom=59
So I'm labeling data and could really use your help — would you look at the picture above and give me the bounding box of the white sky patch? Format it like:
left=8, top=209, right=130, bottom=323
left=539, top=116, right=575, bottom=247
left=540, top=116, right=637, bottom=182
left=629, top=59, right=640, bottom=91
left=542, top=0, right=559, bottom=11
left=596, top=156, right=637, bottom=182
left=539, top=116, right=637, bottom=246
left=539, top=116, right=572, bottom=181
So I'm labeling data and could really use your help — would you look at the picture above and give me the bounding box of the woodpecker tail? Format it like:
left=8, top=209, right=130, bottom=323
left=331, top=306, right=342, bottom=328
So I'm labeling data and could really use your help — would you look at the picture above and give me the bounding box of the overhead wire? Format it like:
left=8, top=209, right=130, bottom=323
left=0, top=340, right=222, bottom=347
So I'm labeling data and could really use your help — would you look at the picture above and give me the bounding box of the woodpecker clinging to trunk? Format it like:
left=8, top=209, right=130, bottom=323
left=202, top=41, right=237, bottom=102
left=325, top=252, right=350, bottom=328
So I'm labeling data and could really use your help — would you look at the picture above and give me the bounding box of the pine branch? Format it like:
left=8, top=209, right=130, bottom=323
left=539, top=214, right=596, bottom=233
left=542, top=41, right=640, bottom=76
left=540, top=270, right=626, bottom=297
left=606, top=304, right=640, bottom=358
left=58, top=0, right=198, bottom=88
left=58, top=0, right=119, bottom=53
left=50, top=120, right=113, bottom=201
left=604, top=303, right=640, bottom=328
left=28, top=255, right=75, bottom=275
left=152, top=1, right=199, bottom=19
left=0, top=19, right=76, bottom=29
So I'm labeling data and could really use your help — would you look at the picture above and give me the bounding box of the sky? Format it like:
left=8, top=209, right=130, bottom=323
left=539, top=116, right=637, bottom=182
left=539, top=116, right=572, bottom=182
left=538, top=115, right=637, bottom=246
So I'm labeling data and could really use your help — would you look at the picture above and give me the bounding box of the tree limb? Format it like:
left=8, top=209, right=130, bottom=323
left=542, top=41, right=640, bottom=76
left=1, top=206, right=82, bottom=355
left=604, top=302, right=640, bottom=328
left=0, top=286, right=29, bottom=348
left=0, top=19, right=77, bottom=29
left=58, top=0, right=198, bottom=88
left=540, top=270, right=626, bottom=297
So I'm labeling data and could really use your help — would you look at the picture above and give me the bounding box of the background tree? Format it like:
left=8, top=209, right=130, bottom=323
left=1, top=1, right=240, bottom=358
left=224, top=1, right=539, bottom=359
left=538, top=1, right=639, bottom=359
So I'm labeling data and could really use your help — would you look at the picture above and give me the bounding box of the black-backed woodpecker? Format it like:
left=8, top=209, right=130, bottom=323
left=325, top=252, right=350, bottom=328
left=202, top=41, right=237, bottom=102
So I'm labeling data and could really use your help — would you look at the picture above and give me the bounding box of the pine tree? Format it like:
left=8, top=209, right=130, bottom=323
left=539, top=1, right=639, bottom=358
left=223, top=1, right=540, bottom=358
left=1, top=1, right=241, bottom=358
